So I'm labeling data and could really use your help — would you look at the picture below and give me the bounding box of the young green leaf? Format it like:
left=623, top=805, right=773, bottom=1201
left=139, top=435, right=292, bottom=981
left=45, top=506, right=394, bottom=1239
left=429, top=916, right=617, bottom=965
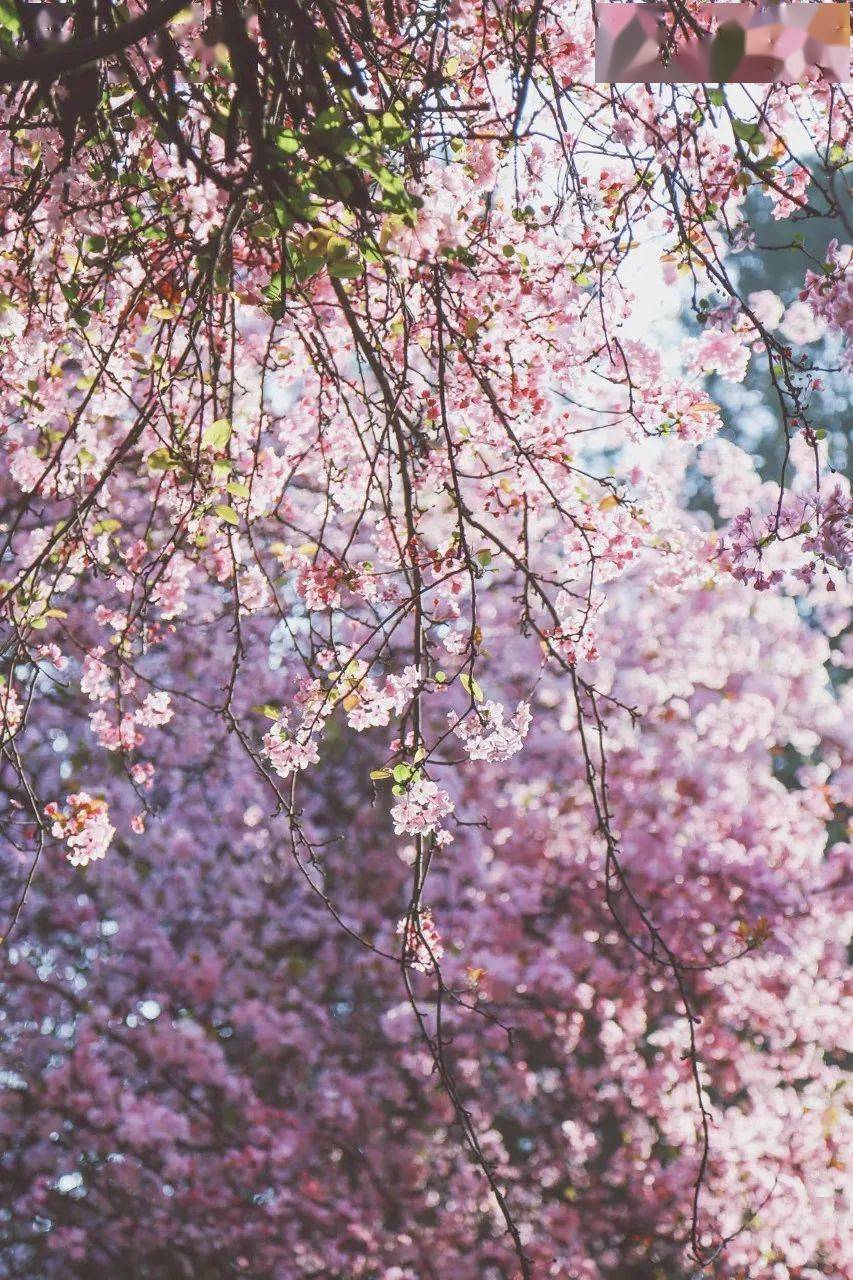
left=460, top=673, right=484, bottom=701
left=203, top=419, right=232, bottom=450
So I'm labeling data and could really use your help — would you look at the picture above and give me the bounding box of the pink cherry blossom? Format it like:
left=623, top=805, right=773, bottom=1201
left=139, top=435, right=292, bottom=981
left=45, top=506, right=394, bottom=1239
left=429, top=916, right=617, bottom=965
left=44, top=792, right=115, bottom=868
left=683, top=327, right=750, bottom=382
left=747, top=289, right=784, bottom=329
left=390, top=776, right=454, bottom=838
left=780, top=300, right=827, bottom=345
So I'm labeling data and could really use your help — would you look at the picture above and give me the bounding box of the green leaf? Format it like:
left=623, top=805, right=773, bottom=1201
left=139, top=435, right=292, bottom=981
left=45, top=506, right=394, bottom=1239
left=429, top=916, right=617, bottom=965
left=226, top=480, right=251, bottom=498
left=264, top=274, right=283, bottom=304
left=251, top=703, right=281, bottom=720
left=295, top=253, right=324, bottom=282
left=214, top=504, right=239, bottom=526
left=249, top=221, right=277, bottom=240
left=732, top=119, right=764, bottom=151
left=392, top=763, right=411, bottom=783
left=314, top=106, right=344, bottom=130
left=460, top=673, right=484, bottom=701
left=274, top=128, right=301, bottom=154
left=0, top=0, right=21, bottom=36
left=328, top=257, right=363, bottom=279
left=370, top=768, right=391, bottom=780
left=203, top=418, right=231, bottom=450
left=147, top=447, right=180, bottom=471
left=707, top=88, right=725, bottom=107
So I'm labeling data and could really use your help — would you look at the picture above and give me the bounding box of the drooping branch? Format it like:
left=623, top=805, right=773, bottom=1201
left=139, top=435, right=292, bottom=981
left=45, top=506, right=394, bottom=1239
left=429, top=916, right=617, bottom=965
left=0, top=0, right=188, bottom=85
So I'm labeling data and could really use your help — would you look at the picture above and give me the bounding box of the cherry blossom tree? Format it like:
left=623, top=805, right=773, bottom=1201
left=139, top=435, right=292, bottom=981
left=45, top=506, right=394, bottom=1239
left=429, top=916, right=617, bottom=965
left=0, top=3, right=850, bottom=1277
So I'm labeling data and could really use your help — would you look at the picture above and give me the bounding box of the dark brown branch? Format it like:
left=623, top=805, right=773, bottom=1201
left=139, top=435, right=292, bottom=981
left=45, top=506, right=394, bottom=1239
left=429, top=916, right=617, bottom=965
left=0, top=0, right=188, bottom=85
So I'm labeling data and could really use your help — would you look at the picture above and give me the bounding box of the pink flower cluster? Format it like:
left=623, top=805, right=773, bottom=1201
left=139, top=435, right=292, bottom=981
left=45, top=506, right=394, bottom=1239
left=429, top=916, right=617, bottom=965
left=396, top=907, right=444, bottom=971
left=799, top=239, right=853, bottom=350
left=726, top=482, right=851, bottom=591
left=0, top=679, right=22, bottom=738
left=263, top=715, right=322, bottom=779
left=449, top=699, right=532, bottom=762
left=44, top=792, right=115, bottom=868
left=390, top=776, right=454, bottom=838
left=683, top=326, right=750, bottom=382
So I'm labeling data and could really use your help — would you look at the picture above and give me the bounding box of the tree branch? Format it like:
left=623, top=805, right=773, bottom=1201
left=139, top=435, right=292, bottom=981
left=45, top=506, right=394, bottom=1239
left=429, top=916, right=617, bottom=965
left=0, top=0, right=189, bottom=85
